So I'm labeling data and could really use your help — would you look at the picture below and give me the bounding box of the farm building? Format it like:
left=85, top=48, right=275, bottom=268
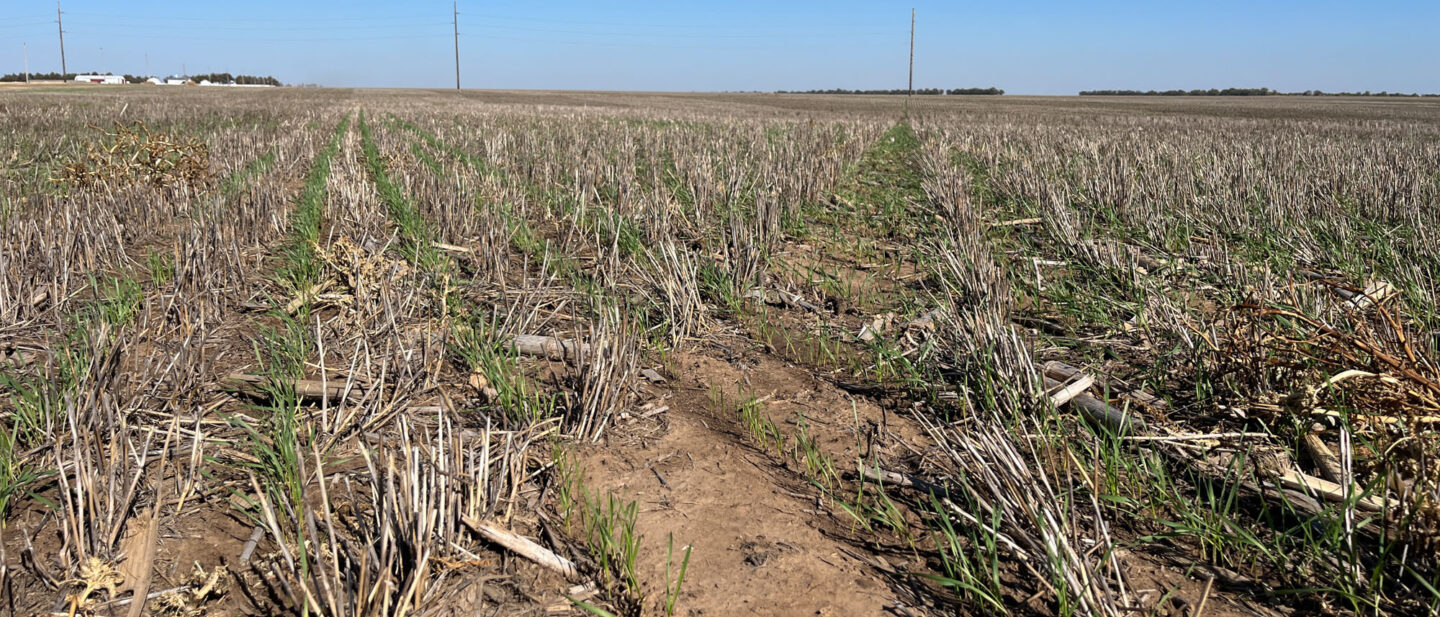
left=73, top=74, right=124, bottom=85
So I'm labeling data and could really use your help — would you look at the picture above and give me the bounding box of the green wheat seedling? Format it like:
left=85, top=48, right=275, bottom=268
left=580, top=487, right=643, bottom=602
left=697, top=258, right=742, bottom=316
left=357, top=110, right=449, bottom=274
left=81, top=273, right=144, bottom=327
left=145, top=248, right=175, bottom=287
left=552, top=444, right=582, bottom=533
left=217, top=148, right=278, bottom=197
left=552, top=447, right=654, bottom=614
left=0, top=325, right=97, bottom=448
left=568, top=599, right=620, bottom=617
left=738, top=395, right=785, bottom=457
left=449, top=316, right=558, bottom=425
left=387, top=112, right=496, bottom=177
left=0, top=427, right=42, bottom=524
left=664, top=533, right=693, bottom=617
left=409, top=140, right=444, bottom=175
left=277, top=114, right=349, bottom=293
left=925, top=495, right=1005, bottom=614
left=832, top=462, right=912, bottom=544
left=791, top=414, right=840, bottom=492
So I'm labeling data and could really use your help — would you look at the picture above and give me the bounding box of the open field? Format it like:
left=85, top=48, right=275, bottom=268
left=1, top=87, right=1438, bottom=616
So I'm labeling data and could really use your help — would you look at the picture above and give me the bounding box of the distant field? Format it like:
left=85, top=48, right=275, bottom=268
left=1, top=87, right=1437, bottom=616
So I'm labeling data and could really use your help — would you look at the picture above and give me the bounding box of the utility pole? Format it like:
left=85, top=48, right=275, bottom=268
left=100, top=46, right=104, bottom=74
left=56, top=1, right=66, bottom=76
left=453, top=1, right=461, bottom=90
left=908, top=8, right=915, bottom=98
left=24, top=43, right=30, bottom=84
left=145, top=53, right=149, bottom=78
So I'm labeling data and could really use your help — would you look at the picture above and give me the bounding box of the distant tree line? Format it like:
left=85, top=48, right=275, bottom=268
left=1080, top=87, right=1439, bottom=97
left=777, top=87, right=1004, bottom=95
left=1, top=71, right=136, bottom=82
left=1, top=71, right=281, bottom=85
left=190, top=73, right=282, bottom=86
left=1290, top=90, right=1439, bottom=97
left=1, top=71, right=78, bottom=82
left=1079, top=87, right=1275, bottom=96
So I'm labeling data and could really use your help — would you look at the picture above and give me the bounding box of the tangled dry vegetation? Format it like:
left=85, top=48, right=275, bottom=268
left=0, top=88, right=1437, bottom=617
left=54, top=121, right=213, bottom=191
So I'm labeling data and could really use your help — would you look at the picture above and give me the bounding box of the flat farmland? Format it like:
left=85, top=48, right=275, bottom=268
left=1, top=87, right=1437, bottom=616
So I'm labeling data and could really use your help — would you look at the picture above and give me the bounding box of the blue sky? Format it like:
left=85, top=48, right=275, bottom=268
left=1, top=1, right=1436, bottom=94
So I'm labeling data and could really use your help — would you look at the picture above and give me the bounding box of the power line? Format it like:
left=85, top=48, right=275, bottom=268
left=462, top=33, right=813, bottom=51
left=71, top=9, right=863, bottom=32
left=31, top=10, right=882, bottom=38
left=60, top=19, right=450, bottom=32
left=466, top=11, right=880, bottom=32
left=63, top=30, right=441, bottom=43
left=466, top=23, right=889, bottom=39
left=48, top=17, right=874, bottom=40
left=68, top=11, right=444, bottom=24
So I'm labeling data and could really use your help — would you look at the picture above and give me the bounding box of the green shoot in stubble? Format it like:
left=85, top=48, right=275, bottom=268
left=0, top=425, right=42, bottom=525
left=832, top=463, right=912, bottom=544
left=147, top=247, right=176, bottom=286
left=449, top=315, right=558, bottom=425
left=408, top=141, right=443, bottom=175
left=83, top=273, right=144, bottom=327
left=551, top=445, right=583, bottom=534
left=216, top=148, right=278, bottom=197
left=738, top=394, right=785, bottom=458
left=553, top=446, right=650, bottom=612
left=697, top=258, right=742, bottom=316
left=791, top=413, right=840, bottom=492
left=580, top=488, right=642, bottom=600
left=227, top=120, right=348, bottom=561
left=356, top=110, right=448, bottom=274
left=664, top=533, right=693, bottom=617
left=278, top=114, right=349, bottom=293
left=386, top=112, right=496, bottom=178
left=0, top=315, right=107, bottom=527
left=566, top=599, right=619, bottom=617
left=924, top=495, right=1005, bottom=614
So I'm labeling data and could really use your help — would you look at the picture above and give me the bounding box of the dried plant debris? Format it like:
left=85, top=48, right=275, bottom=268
left=1210, top=291, right=1440, bottom=542
left=54, top=121, right=212, bottom=190
left=64, top=557, right=124, bottom=617
left=154, top=564, right=229, bottom=617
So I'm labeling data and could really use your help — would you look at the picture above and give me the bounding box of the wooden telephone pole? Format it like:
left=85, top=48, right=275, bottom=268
left=908, top=8, right=915, bottom=97
left=453, top=2, right=461, bottom=90
left=56, top=1, right=67, bottom=76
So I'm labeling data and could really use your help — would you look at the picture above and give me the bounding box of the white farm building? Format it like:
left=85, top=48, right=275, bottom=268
left=73, top=74, right=125, bottom=85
